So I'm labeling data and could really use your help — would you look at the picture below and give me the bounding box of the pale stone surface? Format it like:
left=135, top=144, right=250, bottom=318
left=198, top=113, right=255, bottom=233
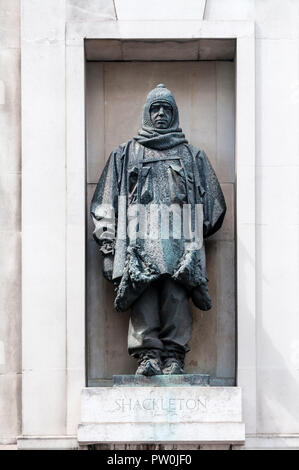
left=255, top=31, right=299, bottom=435
left=0, top=0, right=21, bottom=446
left=205, top=0, right=254, bottom=21
left=257, top=368, right=299, bottom=434
left=17, top=437, right=78, bottom=450
left=22, top=0, right=65, bottom=43
left=114, top=0, right=206, bottom=21
left=79, top=386, right=244, bottom=444
left=256, top=39, right=299, bottom=167
left=79, top=422, right=245, bottom=445
left=66, top=0, right=116, bottom=23
left=236, top=223, right=256, bottom=434
left=0, top=0, right=20, bottom=48
left=21, top=45, right=66, bottom=172
left=66, top=44, right=87, bottom=434
left=0, top=48, right=21, bottom=173
left=22, top=370, right=66, bottom=435
left=0, top=233, right=21, bottom=375
left=67, top=20, right=254, bottom=45
left=235, top=32, right=256, bottom=434
left=233, top=436, right=299, bottom=451
left=81, top=386, right=242, bottom=423
left=21, top=1, right=67, bottom=437
left=256, top=166, right=299, bottom=227
left=0, top=445, right=18, bottom=450
left=15, top=0, right=299, bottom=449
left=0, top=374, right=21, bottom=443
left=0, top=172, right=21, bottom=232
left=255, top=0, right=299, bottom=39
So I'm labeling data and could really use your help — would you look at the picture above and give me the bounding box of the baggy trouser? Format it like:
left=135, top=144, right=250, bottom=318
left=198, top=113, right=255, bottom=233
left=128, top=277, right=193, bottom=364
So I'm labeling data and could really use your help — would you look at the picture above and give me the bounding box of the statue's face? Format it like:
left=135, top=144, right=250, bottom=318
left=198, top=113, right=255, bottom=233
left=150, top=101, right=173, bottom=129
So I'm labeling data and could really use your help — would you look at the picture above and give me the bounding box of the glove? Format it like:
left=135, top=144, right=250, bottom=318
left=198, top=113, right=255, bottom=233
left=191, top=282, right=212, bottom=311
left=102, top=254, right=114, bottom=281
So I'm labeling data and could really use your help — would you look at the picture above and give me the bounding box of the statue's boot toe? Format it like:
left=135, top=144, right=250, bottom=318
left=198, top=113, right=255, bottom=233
left=135, top=358, right=162, bottom=376
left=162, top=358, right=184, bottom=375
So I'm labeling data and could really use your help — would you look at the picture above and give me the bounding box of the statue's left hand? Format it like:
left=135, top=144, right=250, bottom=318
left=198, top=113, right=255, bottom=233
left=191, top=283, right=212, bottom=311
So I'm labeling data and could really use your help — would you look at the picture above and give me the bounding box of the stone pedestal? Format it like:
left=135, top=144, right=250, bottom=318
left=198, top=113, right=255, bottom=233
left=78, top=377, right=245, bottom=445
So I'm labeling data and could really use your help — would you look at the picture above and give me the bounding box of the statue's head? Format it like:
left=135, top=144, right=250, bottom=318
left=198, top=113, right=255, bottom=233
left=142, top=84, right=180, bottom=131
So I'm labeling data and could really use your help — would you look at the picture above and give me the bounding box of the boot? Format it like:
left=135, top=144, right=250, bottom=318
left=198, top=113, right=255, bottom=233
left=135, top=350, right=162, bottom=376
left=162, top=352, right=185, bottom=375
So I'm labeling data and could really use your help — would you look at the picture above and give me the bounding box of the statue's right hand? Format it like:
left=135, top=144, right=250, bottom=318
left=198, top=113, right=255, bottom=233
left=103, top=255, right=114, bottom=281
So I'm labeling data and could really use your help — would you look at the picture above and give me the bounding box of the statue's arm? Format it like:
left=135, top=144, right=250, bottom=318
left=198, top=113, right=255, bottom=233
left=196, top=149, right=226, bottom=238
left=90, top=146, right=124, bottom=281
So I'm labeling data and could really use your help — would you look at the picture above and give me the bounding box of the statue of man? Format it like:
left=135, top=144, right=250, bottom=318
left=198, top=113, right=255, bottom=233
left=91, top=84, right=226, bottom=376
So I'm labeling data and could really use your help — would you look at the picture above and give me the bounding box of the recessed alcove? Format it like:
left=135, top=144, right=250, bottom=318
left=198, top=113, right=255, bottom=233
left=85, top=38, right=236, bottom=386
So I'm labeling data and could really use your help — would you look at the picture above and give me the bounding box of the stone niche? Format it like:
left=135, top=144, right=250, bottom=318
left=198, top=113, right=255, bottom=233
left=85, top=39, right=236, bottom=387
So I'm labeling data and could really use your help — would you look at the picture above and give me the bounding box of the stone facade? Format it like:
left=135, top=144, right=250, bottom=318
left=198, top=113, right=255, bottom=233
left=0, top=0, right=21, bottom=445
left=0, top=0, right=299, bottom=450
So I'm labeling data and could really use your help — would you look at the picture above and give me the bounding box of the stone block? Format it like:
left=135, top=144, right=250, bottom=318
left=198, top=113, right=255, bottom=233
left=114, top=0, right=206, bottom=21
left=22, top=0, right=65, bottom=43
left=0, top=374, right=21, bottom=441
left=78, top=386, right=244, bottom=444
left=66, top=0, right=116, bottom=23
left=256, top=38, right=299, bottom=167
left=0, top=232, right=21, bottom=375
left=17, top=437, right=78, bottom=450
left=22, top=369, right=66, bottom=435
left=0, top=48, right=21, bottom=173
left=0, top=0, right=20, bottom=48
left=204, top=0, right=254, bottom=22
left=0, top=172, right=21, bottom=232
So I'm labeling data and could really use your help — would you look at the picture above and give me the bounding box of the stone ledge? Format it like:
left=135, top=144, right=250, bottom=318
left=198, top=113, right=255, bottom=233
left=17, top=436, right=78, bottom=450
left=78, top=422, right=245, bottom=445
left=113, top=374, right=210, bottom=387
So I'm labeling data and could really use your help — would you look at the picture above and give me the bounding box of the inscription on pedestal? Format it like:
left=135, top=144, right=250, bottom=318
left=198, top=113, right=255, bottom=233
left=81, top=386, right=242, bottom=423
left=78, top=386, right=245, bottom=445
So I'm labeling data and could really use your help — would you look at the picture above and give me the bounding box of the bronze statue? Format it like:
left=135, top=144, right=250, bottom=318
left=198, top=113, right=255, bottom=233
left=91, top=84, right=226, bottom=376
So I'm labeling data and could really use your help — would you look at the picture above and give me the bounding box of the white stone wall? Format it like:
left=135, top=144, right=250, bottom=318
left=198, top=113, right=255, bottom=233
left=0, top=0, right=299, bottom=448
left=206, top=0, right=299, bottom=437
left=0, top=0, right=21, bottom=445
